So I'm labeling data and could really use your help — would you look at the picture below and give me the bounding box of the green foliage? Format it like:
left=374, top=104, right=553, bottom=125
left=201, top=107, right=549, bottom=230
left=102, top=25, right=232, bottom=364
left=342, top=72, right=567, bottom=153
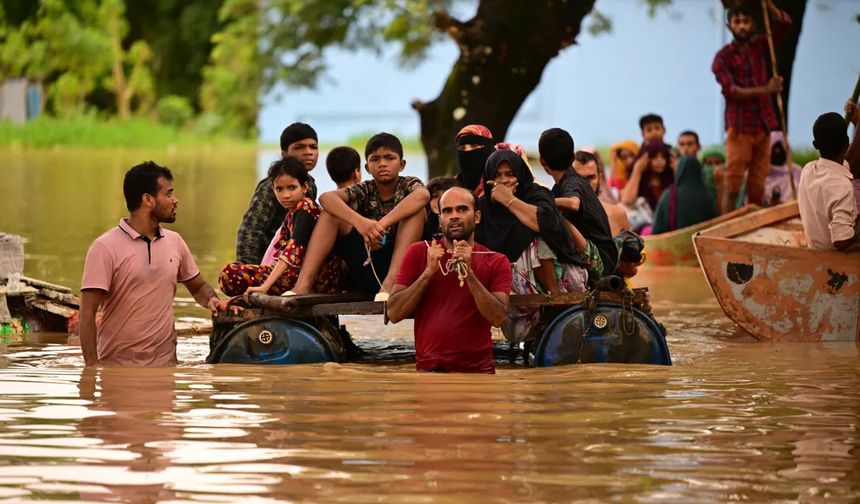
left=0, top=115, right=252, bottom=148
left=156, top=95, right=193, bottom=127
left=587, top=10, right=612, bottom=36
left=258, top=0, right=451, bottom=92
left=124, top=1, right=223, bottom=111
left=200, top=0, right=260, bottom=138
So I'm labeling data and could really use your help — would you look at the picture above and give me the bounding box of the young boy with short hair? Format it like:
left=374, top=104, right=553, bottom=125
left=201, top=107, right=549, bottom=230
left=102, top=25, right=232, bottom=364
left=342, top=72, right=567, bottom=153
left=639, top=114, right=667, bottom=143
left=677, top=130, right=701, bottom=157
left=289, top=133, right=430, bottom=298
left=798, top=102, right=860, bottom=252
left=539, top=128, right=617, bottom=281
left=326, top=146, right=362, bottom=189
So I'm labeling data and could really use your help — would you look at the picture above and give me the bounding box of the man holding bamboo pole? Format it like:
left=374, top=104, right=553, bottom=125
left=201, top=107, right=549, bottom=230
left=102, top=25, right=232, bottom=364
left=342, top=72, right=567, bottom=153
left=712, top=0, right=792, bottom=214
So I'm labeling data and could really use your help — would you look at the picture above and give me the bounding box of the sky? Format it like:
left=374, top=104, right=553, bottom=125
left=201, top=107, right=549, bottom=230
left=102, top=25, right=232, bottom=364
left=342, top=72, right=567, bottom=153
left=258, top=0, right=859, bottom=151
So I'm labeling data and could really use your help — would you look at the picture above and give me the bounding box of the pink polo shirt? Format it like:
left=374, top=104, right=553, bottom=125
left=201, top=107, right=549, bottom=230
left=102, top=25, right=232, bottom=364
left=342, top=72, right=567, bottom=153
left=798, top=159, right=858, bottom=251
left=81, top=219, right=200, bottom=366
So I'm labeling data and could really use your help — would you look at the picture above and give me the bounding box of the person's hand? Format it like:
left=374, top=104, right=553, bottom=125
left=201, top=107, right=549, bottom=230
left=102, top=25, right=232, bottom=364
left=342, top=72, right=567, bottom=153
left=451, top=240, right=473, bottom=270
left=426, top=240, right=444, bottom=274
left=766, top=76, right=784, bottom=94
left=355, top=217, right=387, bottom=244
left=213, top=297, right=244, bottom=315
left=632, top=155, right=648, bottom=175
left=489, top=181, right=516, bottom=207
left=845, top=100, right=860, bottom=127
left=242, top=285, right=269, bottom=304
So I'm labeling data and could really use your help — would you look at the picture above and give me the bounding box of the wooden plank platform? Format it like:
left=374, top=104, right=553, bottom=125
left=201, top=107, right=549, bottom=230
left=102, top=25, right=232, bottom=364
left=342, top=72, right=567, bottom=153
left=214, top=288, right=650, bottom=323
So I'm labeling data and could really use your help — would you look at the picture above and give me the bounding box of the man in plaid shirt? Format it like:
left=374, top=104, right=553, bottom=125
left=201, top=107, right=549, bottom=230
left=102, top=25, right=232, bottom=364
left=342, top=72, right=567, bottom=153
left=712, top=0, right=792, bottom=214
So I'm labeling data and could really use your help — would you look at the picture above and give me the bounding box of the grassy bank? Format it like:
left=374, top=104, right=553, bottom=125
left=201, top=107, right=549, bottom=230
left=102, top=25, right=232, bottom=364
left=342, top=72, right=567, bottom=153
left=0, top=116, right=253, bottom=149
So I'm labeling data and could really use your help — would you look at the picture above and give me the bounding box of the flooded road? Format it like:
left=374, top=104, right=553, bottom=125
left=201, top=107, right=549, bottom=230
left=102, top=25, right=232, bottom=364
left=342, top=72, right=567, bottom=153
left=1, top=149, right=859, bottom=501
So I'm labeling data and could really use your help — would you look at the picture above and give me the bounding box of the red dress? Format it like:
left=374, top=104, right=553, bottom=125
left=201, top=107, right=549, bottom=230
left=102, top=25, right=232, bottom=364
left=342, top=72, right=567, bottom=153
left=218, top=199, right=343, bottom=296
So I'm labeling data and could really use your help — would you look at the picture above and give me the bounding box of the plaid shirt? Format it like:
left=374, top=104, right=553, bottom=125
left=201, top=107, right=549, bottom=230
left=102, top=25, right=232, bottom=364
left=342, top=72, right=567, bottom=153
left=235, top=175, right=317, bottom=264
left=712, top=10, right=792, bottom=134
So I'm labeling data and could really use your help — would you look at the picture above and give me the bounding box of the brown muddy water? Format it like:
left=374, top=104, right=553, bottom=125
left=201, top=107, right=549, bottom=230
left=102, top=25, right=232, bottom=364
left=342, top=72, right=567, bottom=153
left=1, top=148, right=858, bottom=502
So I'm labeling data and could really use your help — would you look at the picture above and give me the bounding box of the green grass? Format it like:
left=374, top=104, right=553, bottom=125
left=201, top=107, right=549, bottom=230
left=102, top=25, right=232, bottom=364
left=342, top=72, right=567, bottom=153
left=0, top=115, right=253, bottom=149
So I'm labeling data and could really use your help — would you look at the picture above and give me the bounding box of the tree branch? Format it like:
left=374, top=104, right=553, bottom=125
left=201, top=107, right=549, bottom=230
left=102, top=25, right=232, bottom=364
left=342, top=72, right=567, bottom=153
left=432, top=10, right=466, bottom=44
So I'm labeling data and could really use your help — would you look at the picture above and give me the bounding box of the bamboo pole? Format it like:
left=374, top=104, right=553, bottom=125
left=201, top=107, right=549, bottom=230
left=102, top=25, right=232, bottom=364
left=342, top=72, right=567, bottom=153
left=760, top=0, right=796, bottom=200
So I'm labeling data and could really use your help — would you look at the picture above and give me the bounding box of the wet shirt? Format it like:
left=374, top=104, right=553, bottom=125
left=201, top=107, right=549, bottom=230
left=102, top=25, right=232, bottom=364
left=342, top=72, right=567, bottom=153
left=396, top=241, right=511, bottom=373
left=798, top=158, right=857, bottom=250
left=81, top=219, right=200, bottom=367
left=711, top=10, right=792, bottom=134
left=552, top=169, right=617, bottom=275
left=344, top=176, right=423, bottom=221
left=235, top=174, right=317, bottom=264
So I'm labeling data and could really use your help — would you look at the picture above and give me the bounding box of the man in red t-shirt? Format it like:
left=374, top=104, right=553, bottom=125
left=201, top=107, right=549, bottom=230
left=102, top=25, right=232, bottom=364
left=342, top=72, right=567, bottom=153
left=387, top=187, right=511, bottom=373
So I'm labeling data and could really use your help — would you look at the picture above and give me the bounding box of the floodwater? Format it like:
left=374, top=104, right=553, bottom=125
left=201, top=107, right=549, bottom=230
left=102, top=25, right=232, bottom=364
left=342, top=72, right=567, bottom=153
left=1, top=148, right=859, bottom=502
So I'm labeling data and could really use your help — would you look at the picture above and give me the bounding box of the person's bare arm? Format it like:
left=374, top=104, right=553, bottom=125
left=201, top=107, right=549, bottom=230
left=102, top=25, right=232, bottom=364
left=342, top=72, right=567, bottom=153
left=243, top=259, right=290, bottom=297
left=79, top=289, right=106, bottom=366
left=183, top=274, right=221, bottom=316
left=320, top=189, right=388, bottom=243
left=490, top=182, right=539, bottom=232
left=379, top=187, right=431, bottom=230
left=621, top=157, right=647, bottom=206
left=386, top=242, right=442, bottom=323
left=844, top=100, right=860, bottom=175
left=729, top=76, right=783, bottom=101
left=464, top=274, right=509, bottom=327
left=564, top=220, right=588, bottom=251
left=451, top=241, right=508, bottom=327
left=555, top=196, right=581, bottom=212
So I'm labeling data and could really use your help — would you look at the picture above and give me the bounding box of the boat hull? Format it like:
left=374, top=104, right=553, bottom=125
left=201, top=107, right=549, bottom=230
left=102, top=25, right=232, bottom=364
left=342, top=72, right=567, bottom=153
left=694, top=202, right=859, bottom=342
left=644, top=205, right=757, bottom=267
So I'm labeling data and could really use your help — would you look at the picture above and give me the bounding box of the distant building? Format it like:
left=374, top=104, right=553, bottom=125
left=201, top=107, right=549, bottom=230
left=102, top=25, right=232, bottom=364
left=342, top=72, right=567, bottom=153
left=0, top=78, right=41, bottom=123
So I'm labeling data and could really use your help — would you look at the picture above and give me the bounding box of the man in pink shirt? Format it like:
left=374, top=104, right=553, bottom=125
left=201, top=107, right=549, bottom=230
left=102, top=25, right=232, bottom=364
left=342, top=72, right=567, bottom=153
left=798, top=102, right=860, bottom=252
left=80, top=161, right=230, bottom=366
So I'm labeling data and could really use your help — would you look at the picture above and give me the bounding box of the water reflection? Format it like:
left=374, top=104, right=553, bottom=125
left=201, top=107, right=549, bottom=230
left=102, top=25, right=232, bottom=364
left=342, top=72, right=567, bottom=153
left=2, top=148, right=860, bottom=501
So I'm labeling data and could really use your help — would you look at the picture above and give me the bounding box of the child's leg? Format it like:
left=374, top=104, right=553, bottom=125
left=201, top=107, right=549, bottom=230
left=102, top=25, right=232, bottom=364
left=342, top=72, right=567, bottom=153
left=218, top=262, right=271, bottom=296
left=291, top=211, right=349, bottom=294
left=382, top=209, right=425, bottom=293
left=534, top=259, right=560, bottom=295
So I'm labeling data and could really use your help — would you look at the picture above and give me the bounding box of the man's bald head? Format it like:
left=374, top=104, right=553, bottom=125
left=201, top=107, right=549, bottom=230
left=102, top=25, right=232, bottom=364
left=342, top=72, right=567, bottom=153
left=439, top=186, right=478, bottom=211
left=438, top=186, right=480, bottom=242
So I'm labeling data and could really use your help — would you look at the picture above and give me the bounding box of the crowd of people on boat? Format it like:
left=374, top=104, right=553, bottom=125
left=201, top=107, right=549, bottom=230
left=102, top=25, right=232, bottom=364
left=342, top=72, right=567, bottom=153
left=77, top=0, right=859, bottom=372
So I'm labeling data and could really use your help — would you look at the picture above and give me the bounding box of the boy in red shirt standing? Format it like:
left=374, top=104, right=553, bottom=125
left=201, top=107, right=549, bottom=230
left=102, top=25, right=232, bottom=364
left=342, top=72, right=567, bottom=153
left=387, top=187, right=511, bottom=373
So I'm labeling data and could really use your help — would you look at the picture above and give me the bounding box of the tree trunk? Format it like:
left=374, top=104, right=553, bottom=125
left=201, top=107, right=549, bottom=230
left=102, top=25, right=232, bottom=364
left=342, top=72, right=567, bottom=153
left=107, top=5, right=130, bottom=120
left=414, top=0, right=596, bottom=178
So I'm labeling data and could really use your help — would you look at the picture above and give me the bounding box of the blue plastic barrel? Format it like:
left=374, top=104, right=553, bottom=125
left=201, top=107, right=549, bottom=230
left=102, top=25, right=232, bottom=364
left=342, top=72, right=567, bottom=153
left=533, top=301, right=671, bottom=367
left=208, top=316, right=344, bottom=365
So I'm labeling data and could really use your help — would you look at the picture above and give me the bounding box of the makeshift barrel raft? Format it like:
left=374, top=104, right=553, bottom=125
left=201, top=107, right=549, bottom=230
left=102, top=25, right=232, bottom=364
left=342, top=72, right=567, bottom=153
left=208, top=277, right=672, bottom=367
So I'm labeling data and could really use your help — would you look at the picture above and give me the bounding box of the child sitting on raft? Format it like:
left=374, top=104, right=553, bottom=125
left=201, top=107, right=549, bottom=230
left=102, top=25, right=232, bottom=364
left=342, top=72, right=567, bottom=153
left=288, top=133, right=430, bottom=299
left=218, top=157, right=344, bottom=296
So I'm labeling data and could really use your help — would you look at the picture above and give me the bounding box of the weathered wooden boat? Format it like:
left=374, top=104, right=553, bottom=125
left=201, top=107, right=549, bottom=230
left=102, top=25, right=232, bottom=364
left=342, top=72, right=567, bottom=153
left=643, top=205, right=758, bottom=267
left=208, top=278, right=672, bottom=367
left=0, top=275, right=80, bottom=335
left=693, top=201, right=859, bottom=342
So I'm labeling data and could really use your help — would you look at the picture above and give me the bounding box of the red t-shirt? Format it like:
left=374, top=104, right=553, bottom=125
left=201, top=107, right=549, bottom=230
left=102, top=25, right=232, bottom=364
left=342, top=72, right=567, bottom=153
left=395, top=241, right=512, bottom=373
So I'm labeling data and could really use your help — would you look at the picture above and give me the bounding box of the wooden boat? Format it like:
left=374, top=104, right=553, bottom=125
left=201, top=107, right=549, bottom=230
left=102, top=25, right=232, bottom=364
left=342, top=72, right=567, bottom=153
left=209, top=281, right=672, bottom=367
left=0, top=275, right=80, bottom=334
left=693, top=201, right=859, bottom=342
left=643, top=205, right=758, bottom=267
